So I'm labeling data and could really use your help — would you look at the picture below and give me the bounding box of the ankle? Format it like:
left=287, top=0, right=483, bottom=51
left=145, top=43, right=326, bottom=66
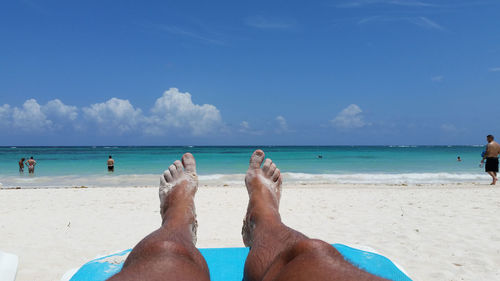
left=162, top=205, right=196, bottom=226
left=245, top=205, right=281, bottom=227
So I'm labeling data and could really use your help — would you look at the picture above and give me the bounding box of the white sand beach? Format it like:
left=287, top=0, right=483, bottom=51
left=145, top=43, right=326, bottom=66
left=1, top=182, right=499, bottom=281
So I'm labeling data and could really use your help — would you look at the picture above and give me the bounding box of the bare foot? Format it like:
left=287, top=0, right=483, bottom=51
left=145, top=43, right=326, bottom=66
left=242, top=149, right=283, bottom=246
left=159, top=153, right=198, bottom=243
left=245, top=149, right=282, bottom=202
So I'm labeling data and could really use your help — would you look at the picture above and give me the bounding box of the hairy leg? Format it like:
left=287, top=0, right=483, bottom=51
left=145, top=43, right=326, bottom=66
left=109, top=153, right=210, bottom=281
left=242, top=150, right=387, bottom=281
left=487, top=171, right=497, bottom=185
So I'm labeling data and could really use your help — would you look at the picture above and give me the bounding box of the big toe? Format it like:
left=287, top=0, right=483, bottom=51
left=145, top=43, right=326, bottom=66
left=182, top=153, right=197, bottom=173
left=249, top=149, right=265, bottom=169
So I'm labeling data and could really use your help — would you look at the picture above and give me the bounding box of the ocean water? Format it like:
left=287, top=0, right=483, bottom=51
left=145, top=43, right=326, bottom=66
left=0, top=146, right=489, bottom=188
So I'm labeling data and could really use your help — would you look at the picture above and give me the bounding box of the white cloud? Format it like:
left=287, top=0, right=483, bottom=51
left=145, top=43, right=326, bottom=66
left=431, top=75, right=444, bottom=82
left=148, top=88, right=223, bottom=136
left=83, top=98, right=143, bottom=134
left=42, top=99, right=78, bottom=121
left=489, top=67, right=500, bottom=72
left=12, top=99, right=53, bottom=131
left=239, top=121, right=250, bottom=132
left=409, top=17, right=444, bottom=31
left=2, top=99, right=78, bottom=132
left=276, top=115, right=290, bottom=133
left=358, top=16, right=445, bottom=31
left=238, top=120, right=264, bottom=135
left=245, top=16, right=296, bottom=30
left=331, top=104, right=367, bottom=129
left=0, top=104, right=11, bottom=127
left=1, top=88, right=224, bottom=137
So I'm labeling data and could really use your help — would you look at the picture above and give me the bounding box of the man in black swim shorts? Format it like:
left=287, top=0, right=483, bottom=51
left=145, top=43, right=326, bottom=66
left=481, top=135, right=500, bottom=185
left=108, top=155, right=115, bottom=172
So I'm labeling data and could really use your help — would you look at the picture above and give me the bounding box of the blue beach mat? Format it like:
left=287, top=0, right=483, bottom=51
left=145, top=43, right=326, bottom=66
left=66, top=244, right=412, bottom=281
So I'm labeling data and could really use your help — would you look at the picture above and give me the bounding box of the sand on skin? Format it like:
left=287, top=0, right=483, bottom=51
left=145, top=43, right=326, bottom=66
left=0, top=183, right=499, bottom=281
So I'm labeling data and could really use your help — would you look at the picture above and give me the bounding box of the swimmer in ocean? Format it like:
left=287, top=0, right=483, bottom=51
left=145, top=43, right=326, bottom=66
left=25, top=156, right=36, bottom=174
left=19, top=158, right=25, bottom=173
left=108, top=155, right=115, bottom=172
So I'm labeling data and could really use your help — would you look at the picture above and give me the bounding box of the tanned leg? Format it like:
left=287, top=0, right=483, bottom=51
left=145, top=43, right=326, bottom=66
left=242, top=150, right=388, bottom=281
left=488, top=171, right=497, bottom=185
left=109, top=153, right=210, bottom=281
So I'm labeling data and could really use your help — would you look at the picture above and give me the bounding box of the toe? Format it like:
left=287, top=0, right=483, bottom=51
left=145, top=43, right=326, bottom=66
left=174, top=160, right=183, bottom=174
left=249, top=149, right=265, bottom=169
left=168, top=164, right=178, bottom=178
left=262, top=158, right=272, bottom=174
left=160, top=173, right=168, bottom=187
left=268, top=163, right=277, bottom=177
left=163, top=170, right=173, bottom=182
left=182, top=153, right=197, bottom=173
left=272, top=168, right=280, bottom=182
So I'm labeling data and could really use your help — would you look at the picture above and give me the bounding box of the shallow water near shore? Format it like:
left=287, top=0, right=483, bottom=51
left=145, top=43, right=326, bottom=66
left=0, top=146, right=488, bottom=187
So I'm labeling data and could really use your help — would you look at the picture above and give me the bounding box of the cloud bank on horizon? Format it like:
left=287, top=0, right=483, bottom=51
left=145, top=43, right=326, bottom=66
left=0, top=88, right=373, bottom=143
left=0, top=88, right=226, bottom=137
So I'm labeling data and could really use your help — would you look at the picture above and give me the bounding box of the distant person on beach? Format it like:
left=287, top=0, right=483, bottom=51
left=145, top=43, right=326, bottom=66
left=457, top=156, right=461, bottom=162
left=109, top=150, right=386, bottom=281
left=18, top=158, right=25, bottom=173
left=107, top=155, right=115, bottom=172
left=481, top=135, right=500, bottom=185
left=25, top=157, right=36, bottom=174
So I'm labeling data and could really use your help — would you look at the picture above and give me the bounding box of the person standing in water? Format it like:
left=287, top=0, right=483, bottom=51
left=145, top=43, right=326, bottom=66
left=25, top=156, right=36, bottom=174
left=107, top=155, right=115, bottom=172
left=481, top=135, right=500, bottom=185
left=18, top=158, right=25, bottom=173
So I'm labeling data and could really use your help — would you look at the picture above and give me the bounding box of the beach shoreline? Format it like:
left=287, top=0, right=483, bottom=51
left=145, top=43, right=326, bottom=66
left=0, top=171, right=493, bottom=189
left=1, top=183, right=499, bottom=280
left=0, top=181, right=490, bottom=190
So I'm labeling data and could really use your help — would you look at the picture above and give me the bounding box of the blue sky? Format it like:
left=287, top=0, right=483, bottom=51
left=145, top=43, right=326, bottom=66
left=0, top=0, right=499, bottom=145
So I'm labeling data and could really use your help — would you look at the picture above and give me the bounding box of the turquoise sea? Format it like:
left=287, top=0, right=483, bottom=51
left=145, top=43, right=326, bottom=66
left=0, top=146, right=489, bottom=188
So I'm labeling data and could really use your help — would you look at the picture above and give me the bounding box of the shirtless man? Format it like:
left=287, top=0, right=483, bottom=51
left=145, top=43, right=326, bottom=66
left=25, top=156, right=36, bottom=174
left=107, top=155, right=115, bottom=172
left=481, top=135, right=500, bottom=185
left=109, top=150, right=386, bottom=281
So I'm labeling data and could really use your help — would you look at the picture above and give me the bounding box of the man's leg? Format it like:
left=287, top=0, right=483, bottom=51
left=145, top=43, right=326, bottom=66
left=487, top=171, right=497, bottom=185
left=242, top=150, right=387, bottom=281
left=109, top=153, right=210, bottom=281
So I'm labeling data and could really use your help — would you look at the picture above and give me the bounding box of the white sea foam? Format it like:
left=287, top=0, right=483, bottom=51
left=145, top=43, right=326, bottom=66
left=388, top=145, right=417, bottom=148
left=284, top=172, right=485, bottom=184
left=198, top=174, right=226, bottom=181
left=0, top=172, right=489, bottom=189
